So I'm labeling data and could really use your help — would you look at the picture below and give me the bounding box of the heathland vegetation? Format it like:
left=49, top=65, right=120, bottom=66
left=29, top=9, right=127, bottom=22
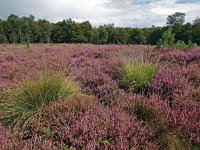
left=0, top=11, right=199, bottom=150
left=0, top=44, right=199, bottom=149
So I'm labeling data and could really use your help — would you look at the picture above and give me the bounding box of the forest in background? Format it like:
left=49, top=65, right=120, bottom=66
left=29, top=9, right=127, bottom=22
left=0, top=12, right=200, bottom=46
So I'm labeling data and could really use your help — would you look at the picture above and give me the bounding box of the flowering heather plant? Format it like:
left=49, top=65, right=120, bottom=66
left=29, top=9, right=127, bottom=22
left=41, top=94, right=97, bottom=129
left=123, top=95, right=170, bottom=132
left=32, top=94, right=98, bottom=148
left=0, top=44, right=199, bottom=149
left=20, top=93, right=159, bottom=149
left=0, top=123, right=10, bottom=148
left=159, top=48, right=200, bottom=66
left=70, top=62, right=120, bottom=105
left=0, top=133, right=55, bottom=150
left=0, top=73, right=78, bottom=129
left=122, top=94, right=200, bottom=149
left=182, top=64, right=200, bottom=88
left=151, top=68, right=189, bottom=100
left=70, top=107, right=158, bottom=149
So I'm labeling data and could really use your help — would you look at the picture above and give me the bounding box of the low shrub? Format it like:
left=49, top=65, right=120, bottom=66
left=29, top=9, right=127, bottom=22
left=118, top=62, right=157, bottom=93
left=0, top=73, right=78, bottom=129
left=170, top=98, right=200, bottom=146
left=124, top=95, right=168, bottom=132
left=31, top=94, right=96, bottom=148
left=183, top=67, right=200, bottom=87
left=174, top=40, right=198, bottom=50
left=156, top=28, right=175, bottom=48
left=68, top=107, right=158, bottom=149
left=0, top=94, right=97, bottom=150
left=123, top=95, right=199, bottom=149
left=0, top=123, right=10, bottom=148
left=72, top=65, right=120, bottom=106
left=151, top=68, right=188, bottom=100
left=0, top=133, right=55, bottom=150
left=159, top=48, right=200, bottom=67
left=22, top=95, right=159, bottom=149
left=187, top=40, right=198, bottom=49
left=41, top=94, right=98, bottom=130
left=175, top=40, right=188, bottom=49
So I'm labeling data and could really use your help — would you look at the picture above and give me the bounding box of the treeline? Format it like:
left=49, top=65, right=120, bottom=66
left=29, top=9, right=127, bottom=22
left=0, top=12, right=200, bottom=45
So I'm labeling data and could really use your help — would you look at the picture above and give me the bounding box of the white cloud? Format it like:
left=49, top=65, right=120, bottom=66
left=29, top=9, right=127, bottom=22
left=0, top=0, right=199, bottom=27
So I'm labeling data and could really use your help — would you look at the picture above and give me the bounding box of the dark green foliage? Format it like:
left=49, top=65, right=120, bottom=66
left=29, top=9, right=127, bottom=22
left=157, top=28, right=175, bottom=48
left=72, top=21, right=93, bottom=43
left=117, top=27, right=129, bottom=44
left=175, top=40, right=188, bottom=49
left=0, top=19, right=5, bottom=43
left=193, top=17, right=200, bottom=25
left=147, top=27, right=164, bottom=45
left=174, top=40, right=197, bottom=49
left=98, top=26, right=109, bottom=44
left=167, top=12, right=186, bottom=26
left=128, top=28, right=147, bottom=44
left=0, top=35, right=4, bottom=43
left=188, top=40, right=198, bottom=49
left=157, top=28, right=198, bottom=49
left=37, top=19, right=52, bottom=43
left=0, top=12, right=199, bottom=45
left=192, top=143, right=200, bottom=150
left=192, top=20, right=200, bottom=45
left=133, top=102, right=155, bottom=122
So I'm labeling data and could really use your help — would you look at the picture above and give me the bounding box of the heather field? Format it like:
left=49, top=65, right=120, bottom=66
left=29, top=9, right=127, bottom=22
left=0, top=44, right=200, bottom=150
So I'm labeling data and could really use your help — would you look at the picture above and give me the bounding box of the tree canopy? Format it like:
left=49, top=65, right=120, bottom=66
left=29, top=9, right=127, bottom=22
left=0, top=12, right=199, bottom=45
left=167, top=12, right=186, bottom=26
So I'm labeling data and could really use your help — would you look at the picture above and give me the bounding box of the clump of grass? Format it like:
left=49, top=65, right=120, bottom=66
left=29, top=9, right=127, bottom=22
left=0, top=74, right=78, bottom=129
left=131, top=101, right=191, bottom=150
left=192, top=88, right=200, bottom=102
left=119, top=62, right=157, bottom=93
left=160, top=134, right=190, bottom=150
left=133, top=102, right=155, bottom=122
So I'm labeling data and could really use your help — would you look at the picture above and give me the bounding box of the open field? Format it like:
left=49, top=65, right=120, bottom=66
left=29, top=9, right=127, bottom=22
left=0, top=43, right=89, bottom=52
left=0, top=44, right=199, bottom=149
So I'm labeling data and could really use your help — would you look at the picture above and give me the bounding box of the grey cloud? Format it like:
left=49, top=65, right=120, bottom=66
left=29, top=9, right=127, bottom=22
left=0, top=0, right=199, bottom=27
left=176, top=0, right=200, bottom=4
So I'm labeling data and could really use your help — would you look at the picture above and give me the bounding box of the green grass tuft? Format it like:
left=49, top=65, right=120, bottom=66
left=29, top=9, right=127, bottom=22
left=0, top=74, right=78, bottom=129
left=119, top=62, right=157, bottom=93
left=133, top=102, right=155, bottom=122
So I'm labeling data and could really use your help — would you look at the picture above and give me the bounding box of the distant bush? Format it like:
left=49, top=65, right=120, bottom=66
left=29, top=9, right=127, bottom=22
left=119, top=62, right=157, bottom=93
left=187, top=40, right=198, bottom=49
left=175, top=40, right=198, bottom=49
left=156, top=28, right=198, bottom=49
left=0, top=74, right=78, bottom=129
left=175, top=40, right=188, bottom=49
left=157, top=28, right=175, bottom=48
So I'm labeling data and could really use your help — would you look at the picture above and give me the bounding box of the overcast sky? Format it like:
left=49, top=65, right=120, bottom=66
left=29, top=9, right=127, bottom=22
left=0, top=0, right=200, bottom=27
